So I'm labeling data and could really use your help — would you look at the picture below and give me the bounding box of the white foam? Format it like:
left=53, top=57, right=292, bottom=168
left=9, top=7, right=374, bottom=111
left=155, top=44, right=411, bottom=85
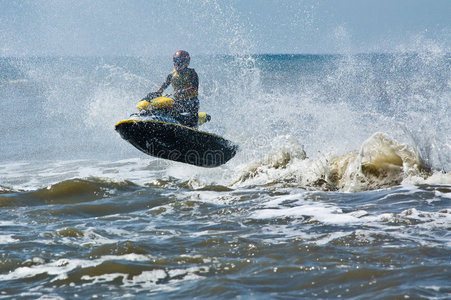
left=313, top=231, right=352, bottom=245
left=249, top=191, right=367, bottom=225
left=403, top=171, right=451, bottom=186
left=81, top=273, right=126, bottom=284
left=435, top=190, right=451, bottom=199
left=0, top=234, right=19, bottom=244
left=129, top=269, right=167, bottom=286
left=250, top=204, right=363, bottom=225
left=0, top=254, right=152, bottom=282
left=79, top=227, right=118, bottom=247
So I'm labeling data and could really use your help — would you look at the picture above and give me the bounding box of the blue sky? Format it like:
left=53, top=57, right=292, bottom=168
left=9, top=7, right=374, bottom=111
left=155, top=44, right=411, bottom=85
left=0, top=0, right=449, bottom=56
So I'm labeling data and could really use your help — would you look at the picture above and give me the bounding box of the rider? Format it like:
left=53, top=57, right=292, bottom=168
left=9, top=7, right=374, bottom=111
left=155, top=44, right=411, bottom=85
left=144, top=50, right=199, bottom=127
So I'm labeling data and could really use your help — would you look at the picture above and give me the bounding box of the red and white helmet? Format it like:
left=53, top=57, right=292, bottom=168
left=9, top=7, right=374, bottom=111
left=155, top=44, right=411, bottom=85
left=173, top=50, right=190, bottom=71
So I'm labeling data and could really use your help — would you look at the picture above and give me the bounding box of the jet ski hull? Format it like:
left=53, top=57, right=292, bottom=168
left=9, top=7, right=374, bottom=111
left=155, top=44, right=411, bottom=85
left=115, top=119, right=238, bottom=167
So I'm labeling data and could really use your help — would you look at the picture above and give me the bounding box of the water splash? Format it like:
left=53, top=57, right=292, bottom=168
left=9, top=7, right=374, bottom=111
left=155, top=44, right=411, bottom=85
left=233, top=132, right=448, bottom=192
left=2, top=1, right=449, bottom=186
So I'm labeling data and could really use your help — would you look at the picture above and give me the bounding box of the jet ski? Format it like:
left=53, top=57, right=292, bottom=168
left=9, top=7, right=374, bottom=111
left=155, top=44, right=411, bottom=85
left=115, top=95, right=238, bottom=167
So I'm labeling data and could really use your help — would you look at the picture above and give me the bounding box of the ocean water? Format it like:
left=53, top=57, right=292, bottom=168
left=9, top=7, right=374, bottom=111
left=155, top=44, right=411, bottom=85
left=0, top=53, right=450, bottom=299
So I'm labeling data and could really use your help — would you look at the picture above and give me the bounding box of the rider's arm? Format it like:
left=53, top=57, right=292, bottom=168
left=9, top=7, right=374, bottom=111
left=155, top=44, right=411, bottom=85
left=156, top=73, right=172, bottom=94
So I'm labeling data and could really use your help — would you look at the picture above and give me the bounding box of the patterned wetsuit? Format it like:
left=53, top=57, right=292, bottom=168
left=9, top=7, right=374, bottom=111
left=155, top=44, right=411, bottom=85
left=159, top=68, right=199, bottom=127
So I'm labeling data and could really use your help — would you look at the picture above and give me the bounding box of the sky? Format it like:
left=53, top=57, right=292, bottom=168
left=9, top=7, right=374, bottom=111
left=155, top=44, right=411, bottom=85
left=0, top=0, right=450, bottom=56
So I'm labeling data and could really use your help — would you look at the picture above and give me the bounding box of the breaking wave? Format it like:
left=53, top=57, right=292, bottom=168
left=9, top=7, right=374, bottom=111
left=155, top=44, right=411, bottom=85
left=234, top=132, right=449, bottom=192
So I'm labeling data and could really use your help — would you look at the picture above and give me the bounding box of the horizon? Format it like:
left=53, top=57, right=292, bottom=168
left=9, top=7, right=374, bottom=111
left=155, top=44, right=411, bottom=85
left=1, top=50, right=450, bottom=59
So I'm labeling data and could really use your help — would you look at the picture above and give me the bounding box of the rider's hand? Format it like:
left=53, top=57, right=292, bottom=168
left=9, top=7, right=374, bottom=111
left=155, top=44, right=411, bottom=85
left=173, top=90, right=182, bottom=98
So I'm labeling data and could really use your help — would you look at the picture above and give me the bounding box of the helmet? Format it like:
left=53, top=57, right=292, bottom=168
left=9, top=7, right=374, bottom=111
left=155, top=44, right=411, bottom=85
left=173, top=50, right=190, bottom=71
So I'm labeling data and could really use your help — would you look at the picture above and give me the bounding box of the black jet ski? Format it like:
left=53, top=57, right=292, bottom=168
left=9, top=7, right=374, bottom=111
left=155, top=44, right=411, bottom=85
left=115, top=95, right=238, bottom=167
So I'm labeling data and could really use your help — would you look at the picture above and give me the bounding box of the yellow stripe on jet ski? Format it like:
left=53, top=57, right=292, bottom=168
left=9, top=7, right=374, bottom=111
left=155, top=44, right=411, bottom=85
left=114, top=119, right=224, bottom=139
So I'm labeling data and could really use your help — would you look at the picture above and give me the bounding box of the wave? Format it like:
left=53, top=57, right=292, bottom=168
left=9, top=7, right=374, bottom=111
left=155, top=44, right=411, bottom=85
left=0, top=178, right=139, bottom=208
left=1, top=132, right=449, bottom=198
left=233, top=132, right=450, bottom=192
left=0, top=186, right=15, bottom=194
left=0, top=252, right=208, bottom=292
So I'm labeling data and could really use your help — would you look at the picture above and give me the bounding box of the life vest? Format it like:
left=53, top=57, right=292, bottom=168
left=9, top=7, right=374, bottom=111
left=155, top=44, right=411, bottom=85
left=171, top=68, right=198, bottom=99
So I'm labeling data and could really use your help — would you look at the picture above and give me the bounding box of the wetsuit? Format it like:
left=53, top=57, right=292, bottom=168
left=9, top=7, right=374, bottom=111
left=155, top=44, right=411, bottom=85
left=158, top=68, right=199, bottom=127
